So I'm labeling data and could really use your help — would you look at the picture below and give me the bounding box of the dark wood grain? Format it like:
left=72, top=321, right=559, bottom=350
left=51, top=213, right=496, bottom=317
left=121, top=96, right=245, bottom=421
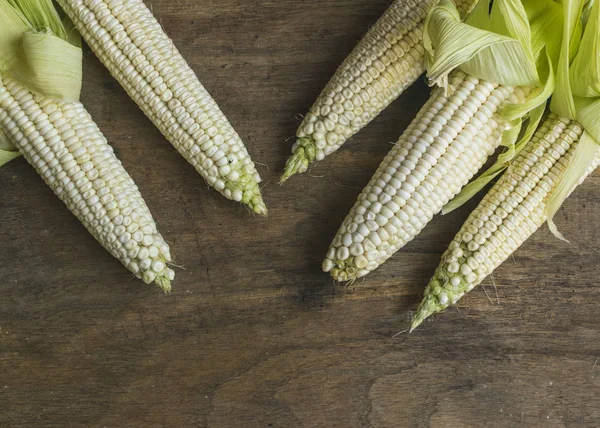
left=1, top=1, right=600, bottom=426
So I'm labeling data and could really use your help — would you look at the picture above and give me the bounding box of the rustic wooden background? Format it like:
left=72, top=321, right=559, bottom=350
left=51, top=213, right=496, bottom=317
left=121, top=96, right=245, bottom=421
left=2, top=0, right=600, bottom=426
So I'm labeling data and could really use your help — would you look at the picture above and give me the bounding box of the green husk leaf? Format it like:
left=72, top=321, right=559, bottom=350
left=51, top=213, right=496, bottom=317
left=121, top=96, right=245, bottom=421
left=0, top=1, right=30, bottom=71
left=575, top=97, right=600, bottom=137
left=569, top=1, right=600, bottom=97
left=0, top=149, right=20, bottom=166
left=0, top=128, right=19, bottom=166
left=549, top=0, right=587, bottom=118
left=547, top=131, right=598, bottom=241
left=438, top=0, right=563, bottom=213
left=582, top=0, right=595, bottom=25
left=0, top=0, right=83, bottom=161
left=464, top=0, right=489, bottom=26
left=0, top=128, right=12, bottom=149
left=415, top=0, right=598, bottom=330
left=424, top=0, right=539, bottom=88
left=545, top=0, right=600, bottom=240
left=500, top=49, right=555, bottom=121
left=523, top=0, right=564, bottom=60
left=9, top=31, right=82, bottom=100
left=499, top=0, right=564, bottom=120
left=7, top=0, right=67, bottom=39
left=0, top=0, right=82, bottom=101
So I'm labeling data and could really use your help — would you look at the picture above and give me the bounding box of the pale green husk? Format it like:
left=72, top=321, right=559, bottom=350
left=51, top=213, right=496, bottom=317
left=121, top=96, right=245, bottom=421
left=0, top=128, right=19, bottom=164
left=546, top=0, right=600, bottom=240
left=424, top=0, right=538, bottom=88
left=425, top=0, right=564, bottom=214
left=411, top=0, right=599, bottom=332
left=0, top=0, right=82, bottom=166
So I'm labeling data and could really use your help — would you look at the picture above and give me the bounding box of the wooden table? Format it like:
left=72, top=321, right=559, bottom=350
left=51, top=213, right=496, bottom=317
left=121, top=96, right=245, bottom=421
left=2, top=1, right=600, bottom=426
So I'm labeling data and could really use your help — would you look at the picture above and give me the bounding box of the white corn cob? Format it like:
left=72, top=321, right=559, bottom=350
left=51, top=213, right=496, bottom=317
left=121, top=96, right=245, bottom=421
left=281, top=0, right=479, bottom=181
left=56, top=0, right=267, bottom=215
left=323, top=71, right=530, bottom=282
left=0, top=73, right=175, bottom=291
left=411, top=113, right=600, bottom=329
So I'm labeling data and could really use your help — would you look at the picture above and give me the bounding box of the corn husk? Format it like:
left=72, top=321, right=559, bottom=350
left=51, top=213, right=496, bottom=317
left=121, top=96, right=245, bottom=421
left=426, top=0, right=565, bottom=214
left=410, top=0, right=599, bottom=332
left=546, top=0, right=600, bottom=240
left=0, top=0, right=82, bottom=166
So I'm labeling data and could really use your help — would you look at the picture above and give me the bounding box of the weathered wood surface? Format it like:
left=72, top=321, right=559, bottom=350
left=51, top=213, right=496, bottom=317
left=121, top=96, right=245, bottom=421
left=1, top=1, right=600, bottom=426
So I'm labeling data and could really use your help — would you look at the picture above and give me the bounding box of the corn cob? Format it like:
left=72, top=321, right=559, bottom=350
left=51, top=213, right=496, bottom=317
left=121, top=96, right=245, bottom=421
left=0, top=73, right=175, bottom=291
left=411, top=113, right=600, bottom=330
left=322, top=70, right=529, bottom=281
left=56, top=0, right=267, bottom=215
left=281, top=0, right=479, bottom=182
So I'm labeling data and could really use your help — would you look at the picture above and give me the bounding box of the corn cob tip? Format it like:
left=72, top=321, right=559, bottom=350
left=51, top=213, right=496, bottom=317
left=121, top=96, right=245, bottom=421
left=250, top=195, right=269, bottom=217
left=411, top=265, right=476, bottom=331
left=139, top=253, right=176, bottom=292
left=322, top=256, right=366, bottom=283
left=219, top=171, right=268, bottom=216
left=155, top=275, right=172, bottom=293
left=410, top=295, right=441, bottom=332
left=146, top=267, right=175, bottom=293
left=239, top=184, right=267, bottom=217
left=329, top=266, right=358, bottom=283
left=280, top=138, right=317, bottom=183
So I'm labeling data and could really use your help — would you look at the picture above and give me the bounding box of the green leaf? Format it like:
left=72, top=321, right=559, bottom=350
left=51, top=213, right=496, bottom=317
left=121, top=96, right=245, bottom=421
left=549, top=0, right=586, bottom=118
left=500, top=49, right=555, bottom=121
left=0, top=148, right=20, bottom=166
left=545, top=0, right=600, bottom=239
left=0, top=0, right=85, bottom=166
left=569, top=0, right=600, bottom=97
left=0, top=128, right=18, bottom=165
left=546, top=131, right=599, bottom=241
left=437, top=0, right=563, bottom=213
left=0, top=1, right=30, bottom=71
left=8, top=0, right=67, bottom=40
left=574, top=97, right=600, bottom=140
left=523, top=0, right=564, bottom=61
left=0, top=0, right=82, bottom=100
left=424, top=0, right=540, bottom=88
left=7, top=31, right=82, bottom=101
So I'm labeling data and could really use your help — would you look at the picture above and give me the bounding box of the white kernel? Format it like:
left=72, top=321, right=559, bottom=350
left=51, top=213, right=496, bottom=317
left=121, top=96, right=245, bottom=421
left=342, top=233, right=353, bottom=247
left=326, top=247, right=336, bottom=260
left=452, top=248, right=463, bottom=258
left=465, top=273, right=477, bottom=283
left=467, top=257, right=479, bottom=270
left=148, top=246, right=159, bottom=258
left=368, top=232, right=382, bottom=247
left=322, top=259, right=334, bottom=272
left=460, top=264, right=472, bottom=275
left=354, top=255, right=368, bottom=269
left=232, top=189, right=243, bottom=202
left=152, top=260, right=166, bottom=273
left=350, top=243, right=364, bottom=257
left=140, top=259, right=152, bottom=270
left=447, top=262, right=459, bottom=273
left=438, top=293, right=449, bottom=305
left=336, top=246, right=350, bottom=261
